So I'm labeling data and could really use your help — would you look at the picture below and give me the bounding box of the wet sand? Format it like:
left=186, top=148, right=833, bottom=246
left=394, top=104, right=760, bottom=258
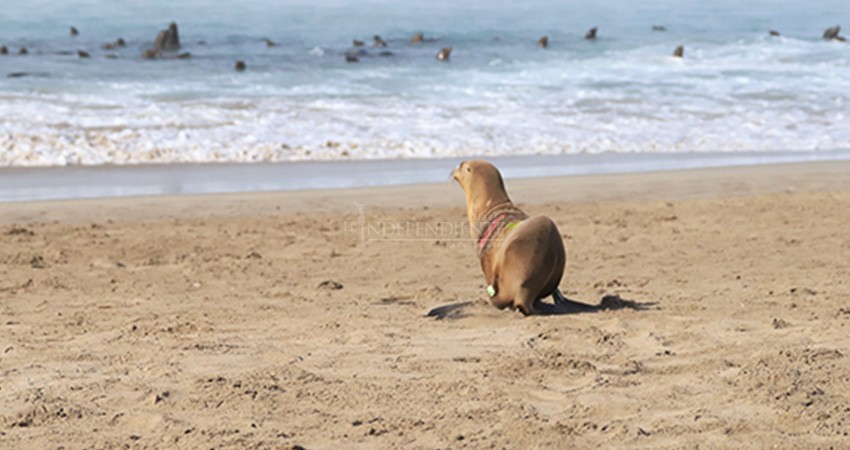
left=1, top=161, right=849, bottom=448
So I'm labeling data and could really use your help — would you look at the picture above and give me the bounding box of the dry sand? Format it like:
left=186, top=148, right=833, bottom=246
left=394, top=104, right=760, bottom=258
left=1, top=161, right=849, bottom=449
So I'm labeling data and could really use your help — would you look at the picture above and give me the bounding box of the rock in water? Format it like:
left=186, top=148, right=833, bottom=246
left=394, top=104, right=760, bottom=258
left=155, top=22, right=180, bottom=52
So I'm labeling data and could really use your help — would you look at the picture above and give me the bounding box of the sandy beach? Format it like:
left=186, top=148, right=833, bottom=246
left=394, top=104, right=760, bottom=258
left=1, top=160, right=849, bottom=449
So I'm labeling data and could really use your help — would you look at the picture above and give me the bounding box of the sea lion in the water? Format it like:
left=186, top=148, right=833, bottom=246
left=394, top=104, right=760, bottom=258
left=0, top=46, right=7, bottom=55
left=141, top=49, right=158, bottom=59
left=373, top=35, right=387, bottom=47
left=673, top=45, right=684, bottom=58
left=263, top=38, right=276, bottom=47
left=352, top=39, right=364, bottom=47
left=652, top=25, right=666, bottom=32
left=452, top=160, right=568, bottom=315
left=585, top=27, right=597, bottom=40
left=436, top=47, right=452, bottom=61
left=769, top=30, right=780, bottom=37
left=77, top=50, right=90, bottom=58
left=823, top=25, right=845, bottom=41
left=19, top=47, right=28, bottom=55
left=411, top=32, right=424, bottom=44
left=70, top=26, right=79, bottom=36
left=234, top=60, right=246, bottom=71
left=537, top=36, right=548, bottom=48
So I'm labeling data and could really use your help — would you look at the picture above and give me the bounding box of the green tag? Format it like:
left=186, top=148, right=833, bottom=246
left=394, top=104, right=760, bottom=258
left=486, top=285, right=496, bottom=298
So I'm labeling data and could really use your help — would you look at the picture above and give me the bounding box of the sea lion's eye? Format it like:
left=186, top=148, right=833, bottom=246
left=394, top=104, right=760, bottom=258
left=466, top=166, right=471, bottom=172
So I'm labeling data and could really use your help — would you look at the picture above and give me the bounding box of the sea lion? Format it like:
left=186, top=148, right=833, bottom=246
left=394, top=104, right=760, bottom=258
left=101, top=42, right=115, bottom=50
left=823, top=25, right=841, bottom=40
left=77, top=50, right=90, bottom=58
left=452, top=160, right=568, bottom=315
left=70, top=26, right=79, bottom=36
left=769, top=30, right=780, bottom=37
left=0, top=46, right=7, bottom=55
left=352, top=39, right=364, bottom=47
left=673, top=45, right=683, bottom=58
left=141, top=49, right=158, bottom=59
left=234, top=60, right=246, bottom=71
left=652, top=25, right=666, bottom=32
left=177, top=52, right=191, bottom=59
left=373, top=35, right=387, bottom=47
left=537, top=36, right=549, bottom=48
left=19, top=47, right=28, bottom=55
left=345, top=53, right=359, bottom=62
left=585, top=27, right=597, bottom=40
left=263, top=38, right=277, bottom=47
left=411, top=32, right=424, bottom=44
left=437, top=47, right=452, bottom=61
left=116, top=38, right=126, bottom=47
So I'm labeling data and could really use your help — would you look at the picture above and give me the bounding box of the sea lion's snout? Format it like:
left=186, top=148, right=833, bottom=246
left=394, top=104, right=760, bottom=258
left=451, top=162, right=464, bottom=182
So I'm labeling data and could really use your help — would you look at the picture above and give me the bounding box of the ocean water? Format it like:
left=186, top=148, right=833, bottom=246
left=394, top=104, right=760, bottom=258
left=0, top=0, right=849, bottom=166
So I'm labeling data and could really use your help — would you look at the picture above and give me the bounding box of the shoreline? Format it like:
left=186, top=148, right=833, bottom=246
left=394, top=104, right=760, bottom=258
left=2, top=158, right=850, bottom=225
left=2, top=149, right=849, bottom=203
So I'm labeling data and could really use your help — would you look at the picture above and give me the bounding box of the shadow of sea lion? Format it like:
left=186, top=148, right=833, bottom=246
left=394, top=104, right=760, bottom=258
left=427, top=294, right=654, bottom=319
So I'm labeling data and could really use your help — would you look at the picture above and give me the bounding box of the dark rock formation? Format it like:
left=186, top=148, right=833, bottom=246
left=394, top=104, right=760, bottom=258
left=155, top=22, right=180, bottom=51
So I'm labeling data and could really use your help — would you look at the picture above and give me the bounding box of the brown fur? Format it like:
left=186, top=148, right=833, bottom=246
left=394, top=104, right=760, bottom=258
left=452, top=160, right=567, bottom=315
